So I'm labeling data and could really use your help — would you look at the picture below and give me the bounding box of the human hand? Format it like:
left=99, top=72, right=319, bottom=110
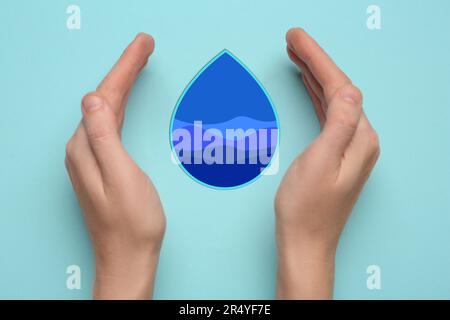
left=65, top=33, right=166, bottom=299
left=275, top=28, right=380, bottom=299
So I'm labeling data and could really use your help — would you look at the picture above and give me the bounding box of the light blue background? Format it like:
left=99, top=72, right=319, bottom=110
left=1, top=0, right=449, bottom=299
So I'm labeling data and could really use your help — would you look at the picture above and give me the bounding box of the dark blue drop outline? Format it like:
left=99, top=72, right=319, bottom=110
left=169, top=49, right=280, bottom=190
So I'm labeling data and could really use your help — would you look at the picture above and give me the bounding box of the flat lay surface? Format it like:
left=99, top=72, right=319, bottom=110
left=0, top=0, right=449, bottom=298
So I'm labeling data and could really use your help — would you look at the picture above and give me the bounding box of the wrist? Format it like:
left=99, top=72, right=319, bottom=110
left=93, top=249, right=160, bottom=300
left=276, top=236, right=337, bottom=300
left=94, top=272, right=155, bottom=300
left=276, top=221, right=340, bottom=256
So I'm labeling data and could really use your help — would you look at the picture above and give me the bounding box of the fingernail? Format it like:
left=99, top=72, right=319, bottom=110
left=83, top=95, right=103, bottom=113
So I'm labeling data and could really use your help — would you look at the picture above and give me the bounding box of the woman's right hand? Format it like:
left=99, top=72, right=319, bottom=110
left=275, top=28, right=380, bottom=299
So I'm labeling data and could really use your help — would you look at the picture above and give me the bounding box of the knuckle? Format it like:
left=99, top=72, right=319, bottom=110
left=352, top=86, right=363, bottom=103
left=329, top=84, right=364, bottom=131
left=81, top=91, right=98, bottom=108
left=337, top=84, right=363, bottom=105
left=334, top=108, right=359, bottom=130
left=87, top=128, right=112, bottom=143
left=365, top=128, right=380, bottom=158
left=65, top=138, right=75, bottom=160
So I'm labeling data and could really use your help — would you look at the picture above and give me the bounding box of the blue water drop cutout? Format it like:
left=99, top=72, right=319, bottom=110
left=170, top=50, right=279, bottom=189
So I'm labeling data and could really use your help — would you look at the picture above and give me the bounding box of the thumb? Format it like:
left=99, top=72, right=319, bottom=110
left=317, top=84, right=363, bottom=163
left=81, top=93, right=129, bottom=175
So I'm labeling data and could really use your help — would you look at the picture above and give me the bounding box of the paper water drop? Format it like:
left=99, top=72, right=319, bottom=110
left=170, top=50, right=279, bottom=189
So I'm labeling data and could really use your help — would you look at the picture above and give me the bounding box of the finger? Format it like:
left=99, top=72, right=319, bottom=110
left=81, top=92, right=133, bottom=180
left=316, top=84, right=363, bottom=163
left=287, top=46, right=325, bottom=107
left=287, top=46, right=326, bottom=126
left=340, top=114, right=380, bottom=183
left=97, top=33, right=154, bottom=124
left=302, top=74, right=325, bottom=128
left=286, top=28, right=350, bottom=102
left=302, top=69, right=326, bottom=115
left=65, top=124, right=103, bottom=194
